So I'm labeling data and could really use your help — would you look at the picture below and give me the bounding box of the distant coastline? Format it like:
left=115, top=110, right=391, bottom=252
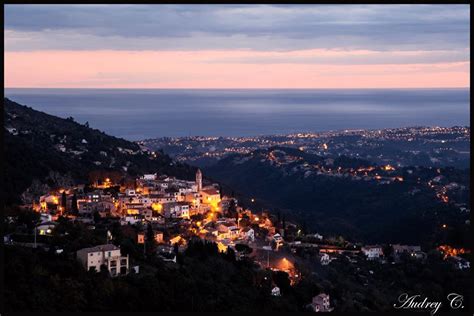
left=4, top=88, right=470, bottom=141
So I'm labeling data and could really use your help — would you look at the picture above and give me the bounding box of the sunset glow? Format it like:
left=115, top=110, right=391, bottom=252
left=4, top=50, right=469, bottom=89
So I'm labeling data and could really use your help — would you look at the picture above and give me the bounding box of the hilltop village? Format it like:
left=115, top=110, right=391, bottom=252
left=33, top=169, right=268, bottom=252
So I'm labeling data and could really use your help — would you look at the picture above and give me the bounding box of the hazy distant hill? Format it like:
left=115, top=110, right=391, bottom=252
left=4, top=98, right=196, bottom=205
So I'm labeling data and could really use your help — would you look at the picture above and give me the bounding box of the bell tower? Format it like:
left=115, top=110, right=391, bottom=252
left=196, top=169, right=202, bottom=192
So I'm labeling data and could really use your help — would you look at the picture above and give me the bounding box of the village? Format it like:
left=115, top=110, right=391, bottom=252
left=6, top=168, right=469, bottom=312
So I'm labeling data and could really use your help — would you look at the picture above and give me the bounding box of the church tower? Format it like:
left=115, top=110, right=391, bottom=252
left=196, top=169, right=202, bottom=192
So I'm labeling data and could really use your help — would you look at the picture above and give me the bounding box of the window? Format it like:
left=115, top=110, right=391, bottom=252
left=89, top=253, right=94, bottom=256
left=108, top=251, right=111, bottom=257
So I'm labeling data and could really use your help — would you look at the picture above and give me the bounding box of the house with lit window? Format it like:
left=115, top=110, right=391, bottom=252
left=200, top=187, right=221, bottom=209
left=36, top=221, right=57, bottom=236
left=76, top=244, right=129, bottom=277
left=272, top=233, right=284, bottom=249
left=38, top=194, right=60, bottom=211
left=216, top=223, right=239, bottom=240
left=392, top=244, right=424, bottom=260
left=137, top=231, right=164, bottom=244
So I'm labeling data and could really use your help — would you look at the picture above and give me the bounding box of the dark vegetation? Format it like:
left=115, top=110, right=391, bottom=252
left=5, top=233, right=470, bottom=312
left=4, top=237, right=297, bottom=312
left=206, top=148, right=470, bottom=248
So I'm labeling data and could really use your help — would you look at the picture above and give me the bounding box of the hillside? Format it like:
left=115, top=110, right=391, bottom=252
left=205, top=147, right=470, bottom=246
left=4, top=98, right=196, bottom=205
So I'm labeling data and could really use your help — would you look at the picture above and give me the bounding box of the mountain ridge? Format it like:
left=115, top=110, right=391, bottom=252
left=4, top=98, right=197, bottom=205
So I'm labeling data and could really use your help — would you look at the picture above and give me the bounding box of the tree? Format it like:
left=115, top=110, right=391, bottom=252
left=61, top=191, right=67, bottom=212
left=227, top=198, right=237, bottom=218
left=71, top=193, right=78, bottom=215
left=16, top=208, right=40, bottom=232
left=145, top=223, right=157, bottom=257
left=271, top=240, right=278, bottom=251
left=93, top=211, right=101, bottom=223
left=174, top=242, right=181, bottom=254
left=235, top=243, right=252, bottom=254
left=224, top=248, right=236, bottom=262
left=272, top=271, right=291, bottom=294
left=382, top=244, right=394, bottom=261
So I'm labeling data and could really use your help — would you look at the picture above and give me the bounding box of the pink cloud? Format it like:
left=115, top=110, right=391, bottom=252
left=4, top=50, right=470, bottom=88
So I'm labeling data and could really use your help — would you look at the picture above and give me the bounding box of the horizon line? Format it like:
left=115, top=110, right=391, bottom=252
left=4, top=87, right=470, bottom=90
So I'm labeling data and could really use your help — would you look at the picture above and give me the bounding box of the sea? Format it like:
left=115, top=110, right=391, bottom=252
left=4, top=88, right=470, bottom=141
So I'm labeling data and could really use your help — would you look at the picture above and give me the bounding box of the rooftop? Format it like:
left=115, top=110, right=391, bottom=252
left=77, top=244, right=119, bottom=253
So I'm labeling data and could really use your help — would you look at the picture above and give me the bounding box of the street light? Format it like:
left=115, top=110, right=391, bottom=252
left=33, top=220, right=41, bottom=248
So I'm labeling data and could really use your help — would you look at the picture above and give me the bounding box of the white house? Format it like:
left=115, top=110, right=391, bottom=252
left=76, top=244, right=129, bottom=277
left=240, top=227, right=255, bottom=242
left=320, top=253, right=331, bottom=265
left=39, top=213, right=53, bottom=223
left=271, top=286, right=281, bottom=296
left=307, top=293, right=333, bottom=312
left=361, top=245, right=383, bottom=260
left=120, top=215, right=142, bottom=225
left=272, top=233, right=284, bottom=250
left=163, top=202, right=190, bottom=219
left=143, top=173, right=157, bottom=180
left=125, top=189, right=137, bottom=197
left=6, top=127, right=19, bottom=135
left=313, top=233, right=323, bottom=240
left=451, top=256, right=470, bottom=270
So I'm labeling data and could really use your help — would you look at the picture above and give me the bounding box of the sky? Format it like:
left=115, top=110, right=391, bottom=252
left=4, top=4, right=470, bottom=89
